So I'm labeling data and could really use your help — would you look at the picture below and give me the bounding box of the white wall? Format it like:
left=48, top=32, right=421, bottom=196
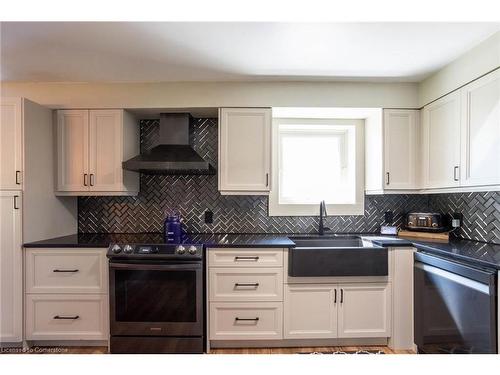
left=1, top=81, right=419, bottom=110
left=419, top=31, right=500, bottom=107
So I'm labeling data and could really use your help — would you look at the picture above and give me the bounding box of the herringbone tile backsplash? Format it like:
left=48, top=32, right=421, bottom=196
left=78, top=118, right=500, bottom=244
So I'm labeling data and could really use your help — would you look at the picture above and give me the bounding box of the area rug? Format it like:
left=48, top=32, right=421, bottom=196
left=300, top=350, right=385, bottom=354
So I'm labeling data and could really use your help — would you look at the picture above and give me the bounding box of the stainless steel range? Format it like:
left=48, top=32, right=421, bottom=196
left=107, top=242, right=204, bottom=354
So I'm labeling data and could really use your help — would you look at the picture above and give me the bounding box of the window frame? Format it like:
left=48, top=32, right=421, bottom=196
left=268, top=117, right=365, bottom=216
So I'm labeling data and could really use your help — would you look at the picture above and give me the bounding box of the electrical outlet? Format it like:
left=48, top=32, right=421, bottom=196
left=384, top=211, right=394, bottom=224
left=452, top=219, right=461, bottom=228
left=204, top=210, right=213, bottom=224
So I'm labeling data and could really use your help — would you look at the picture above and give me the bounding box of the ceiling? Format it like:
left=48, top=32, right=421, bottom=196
left=1, top=22, right=499, bottom=83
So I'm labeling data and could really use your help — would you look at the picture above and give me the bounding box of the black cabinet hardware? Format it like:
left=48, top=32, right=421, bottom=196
left=15, top=170, right=21, bottom=185
left=53, top=315, right=79, bottom=320
left=234, top=256, right=259, bottom=261
left=235, top=317, right=259, bottom=321
left=13, top=195, right=19, bottom=210
left=53, top=269, right=79, bottom=273
left=234, top=283, right=259, bottom=287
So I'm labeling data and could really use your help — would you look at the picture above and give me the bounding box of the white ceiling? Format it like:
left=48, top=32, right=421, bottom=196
left=1, top=22, right=499, bottom=83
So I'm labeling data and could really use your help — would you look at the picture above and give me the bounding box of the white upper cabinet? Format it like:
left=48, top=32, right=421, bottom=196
left=56, top=109, right=139, bottom=196
left=0, top=98, right=23, bottom=190
left=89, top=110, right=125, bottom=191
left=57, top=110, right=90, bottom=192
left=460, top=69, right=500, bottom=187
left=421, top=91, right=462, bottom=189
left=0, top=191, right=23, bottom=343
left=218, top=108, right=272, bottom=194
left=383, top=109, right=419, bottom=189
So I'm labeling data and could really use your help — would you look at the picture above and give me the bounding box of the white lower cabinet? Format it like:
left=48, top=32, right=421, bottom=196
left=337, top=284, right=391, bottom=338
left=25, top=294, right=108, bottom=341
left=284, top=284, right=337, bottom=339
left=24, top=248, right=109, bottom=342
left=0, top=192, right=23, bottom=343
left=284, top=282, right=391, bottom=340
left=209, top=302, right=283, bottom=340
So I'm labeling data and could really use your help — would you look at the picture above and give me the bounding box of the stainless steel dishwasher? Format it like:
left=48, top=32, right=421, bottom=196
left=414, top=252, right=497, bottom=354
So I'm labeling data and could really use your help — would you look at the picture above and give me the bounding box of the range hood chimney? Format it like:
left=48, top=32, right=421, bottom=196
left=122, top=113, right=215, bottom=175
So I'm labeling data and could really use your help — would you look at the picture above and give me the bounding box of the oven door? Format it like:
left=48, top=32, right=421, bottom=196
left=109, top=261, right=203, bottom=337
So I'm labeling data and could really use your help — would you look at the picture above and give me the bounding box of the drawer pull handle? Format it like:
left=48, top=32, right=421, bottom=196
left=16, top=170, right=21, bottom=185
left=234, top=282, right=259, bottom=288
left=53, top=315, right=79, bottom=320
left=53, top=269, right=79, bottom=273
left=235, top=317, right=259, bottom=321
left=234, top=256, right=260, bottom=261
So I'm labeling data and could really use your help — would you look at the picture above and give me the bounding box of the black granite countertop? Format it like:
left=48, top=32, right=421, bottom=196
left=23, top=233, right=296, bottom=249
left=24, top=233, right=500, bottom=270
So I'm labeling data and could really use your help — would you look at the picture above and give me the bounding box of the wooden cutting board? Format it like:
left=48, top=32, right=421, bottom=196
left=398, top=229, right=449, bottom=241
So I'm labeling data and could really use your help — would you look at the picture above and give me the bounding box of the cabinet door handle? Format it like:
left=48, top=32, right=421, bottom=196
left=53, top=269, right=79, bottom=273
left=453, top=166, right=459, bottom=181
left=83, top=174, right=88, bottom=186
left=90, top=174, right=95, bottom=186
left=334, top=288, right=337, bottom=303
left=53, top=315, right=79, bottom=320
left=265, top=173, right=269, bottom=187
left=386, top=172, right=390, bottom=185
left=234, top=256, right=260, bottom=261
left=13, top=195, right=20, bottom=210
left=234, top=282, right=259, bottom=288
left=235, top=317, right=259, bottom=322
left=15, top=170, right=21, bottom=185
left=340, top=288, right=344, bottom=304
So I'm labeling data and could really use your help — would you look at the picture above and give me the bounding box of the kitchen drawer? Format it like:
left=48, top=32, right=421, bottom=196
left=25, top=248, right=108, bottom=294
left=208, top=248, right=283, bottom=268
left=25, top=294, right=108, bottom=340
left=209, top=302, right=283, bottom=340
left=209, top=268, right=283, bottom=302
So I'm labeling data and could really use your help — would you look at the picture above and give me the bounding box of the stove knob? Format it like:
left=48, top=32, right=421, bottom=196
left=111, top=245, right=122, bottom=254
left=123, top=245, right=134, bottom=254
left=176, top=245, right=186, bottom=255
left=188, top=246, right=198, bottom=255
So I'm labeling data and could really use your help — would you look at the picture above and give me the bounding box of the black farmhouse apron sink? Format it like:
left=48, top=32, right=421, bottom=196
left=289, top=236, right=388, bottom=277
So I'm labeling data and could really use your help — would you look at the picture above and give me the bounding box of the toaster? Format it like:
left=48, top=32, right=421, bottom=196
left=405, top=212, right=447, bottom=232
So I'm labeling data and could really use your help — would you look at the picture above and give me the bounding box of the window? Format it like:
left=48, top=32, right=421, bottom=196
left=269, top=117, right=364, bottom=216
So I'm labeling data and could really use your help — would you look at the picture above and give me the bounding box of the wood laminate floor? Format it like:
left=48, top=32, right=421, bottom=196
left=1, top=346, right=414, bottom=354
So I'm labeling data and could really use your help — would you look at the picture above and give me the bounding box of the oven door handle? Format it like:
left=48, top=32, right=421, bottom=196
left=109, top=262, right=201, bottom=271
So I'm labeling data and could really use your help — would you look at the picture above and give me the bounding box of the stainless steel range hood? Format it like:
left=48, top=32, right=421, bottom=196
left=122, top=113, right=215, bottom=175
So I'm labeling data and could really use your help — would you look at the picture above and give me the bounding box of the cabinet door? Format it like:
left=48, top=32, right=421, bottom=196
left=337, top=283, right=391, bottom=338
left=89, top=110, right=123, bottom=191
left=0, top=97, right=23, bottom=190
left=383, top=109, right=419, bottom=189
left=460, top=70, right=500, bottom=187
left=57, top=110, right=89, bottom=191
left=219, top=108, right=271, bottom=193
left=0, top=192, right=23, bottom=342
left=421, top=92, right=461, bottom=189
left=284, top=284, right=337, bottom=339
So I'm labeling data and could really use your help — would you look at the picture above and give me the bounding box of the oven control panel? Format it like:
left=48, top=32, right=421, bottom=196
left=107, top=243, right=203, bottom=259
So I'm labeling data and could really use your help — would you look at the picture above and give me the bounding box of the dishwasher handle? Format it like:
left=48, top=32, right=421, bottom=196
left=414, top=251, right=496, bottom=286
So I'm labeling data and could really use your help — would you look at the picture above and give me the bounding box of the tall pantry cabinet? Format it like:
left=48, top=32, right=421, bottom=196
left=0, top=98, right=77, bottom=346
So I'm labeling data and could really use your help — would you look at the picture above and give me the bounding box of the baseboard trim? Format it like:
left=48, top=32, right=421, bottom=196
left=26, top=340, right=108, bottom=348
left=210, top=337, right=388, bottom=349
